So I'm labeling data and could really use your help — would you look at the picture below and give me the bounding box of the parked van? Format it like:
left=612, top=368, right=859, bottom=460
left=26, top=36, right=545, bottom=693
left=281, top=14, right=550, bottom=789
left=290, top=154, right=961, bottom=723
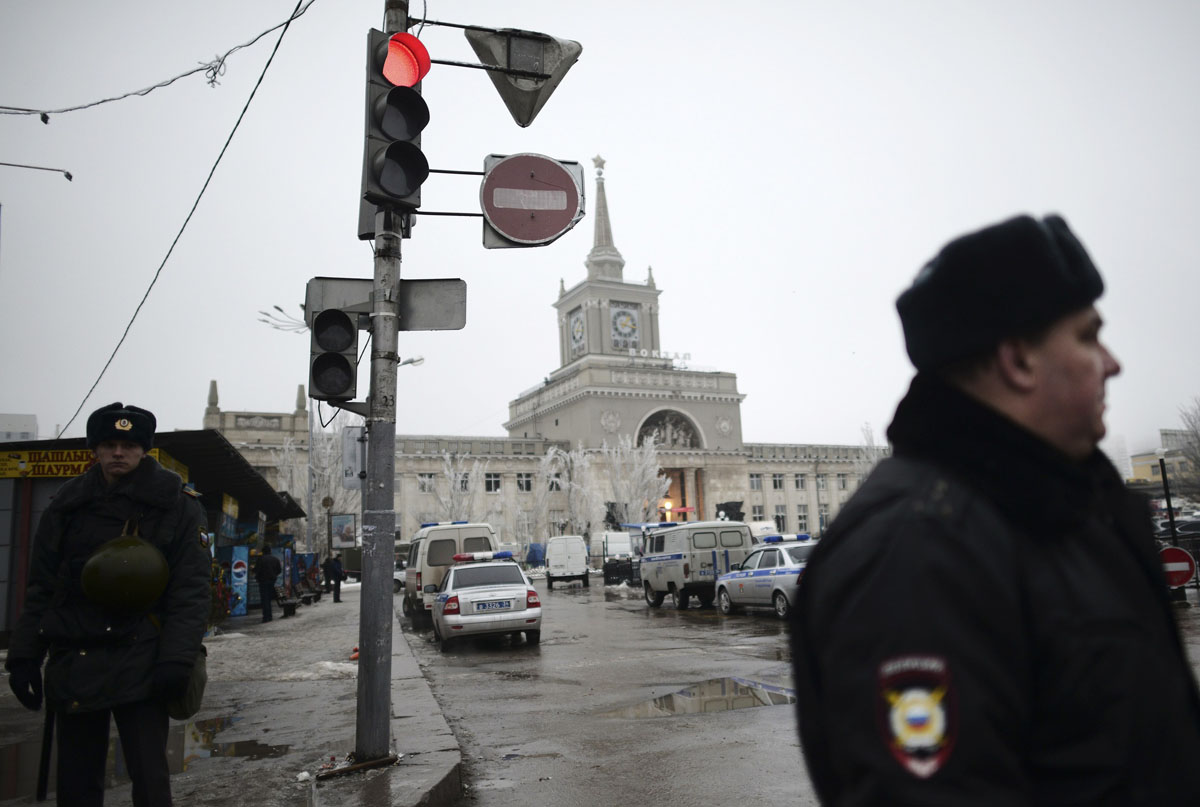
left=641, top=521, right=754, bottom=609
left=747, top=520, right=781, bottom=543
left=589, top=531, right=634, bottom=567
left=545, top=535, right=590, bottom=589
left=402, top=522, right=498, bottom=619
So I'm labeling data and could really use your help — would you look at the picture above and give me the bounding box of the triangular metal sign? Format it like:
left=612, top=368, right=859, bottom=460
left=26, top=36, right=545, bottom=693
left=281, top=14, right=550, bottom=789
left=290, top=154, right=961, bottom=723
left=465, top=28, right=582, bottom=128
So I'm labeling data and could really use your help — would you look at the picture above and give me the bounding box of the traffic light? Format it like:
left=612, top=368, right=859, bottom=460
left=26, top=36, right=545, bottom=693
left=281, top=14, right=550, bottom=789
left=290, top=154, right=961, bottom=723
left=360, top=29, right=431, bottom=216
left=309, top=308, right=359, bottom=401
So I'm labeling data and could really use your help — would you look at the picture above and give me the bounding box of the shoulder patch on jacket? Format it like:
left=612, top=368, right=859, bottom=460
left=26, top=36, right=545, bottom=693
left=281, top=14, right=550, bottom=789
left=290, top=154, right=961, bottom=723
left=182, top=483, right=201, bottom=498
left=878, top=654, right=957, bottom=779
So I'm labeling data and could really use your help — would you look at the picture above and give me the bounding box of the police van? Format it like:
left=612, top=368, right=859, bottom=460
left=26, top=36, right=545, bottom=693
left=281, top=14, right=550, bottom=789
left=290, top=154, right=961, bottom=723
left=402, top=522, right=498, bottom=620
left=641, top=521, right=754, bottom=609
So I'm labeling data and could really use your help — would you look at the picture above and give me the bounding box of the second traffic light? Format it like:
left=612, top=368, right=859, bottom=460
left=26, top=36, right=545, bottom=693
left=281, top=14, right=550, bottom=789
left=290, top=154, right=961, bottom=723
left=309, top=309, right=359, bottom=401
left=361, top=29, right=431, bottom=212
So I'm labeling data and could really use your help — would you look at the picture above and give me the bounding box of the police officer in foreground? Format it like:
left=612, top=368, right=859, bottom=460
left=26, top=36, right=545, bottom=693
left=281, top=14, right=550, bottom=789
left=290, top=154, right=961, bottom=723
left=792, top=215, right=1200, bottom=805
left=5, top=402, right=210, bottom=806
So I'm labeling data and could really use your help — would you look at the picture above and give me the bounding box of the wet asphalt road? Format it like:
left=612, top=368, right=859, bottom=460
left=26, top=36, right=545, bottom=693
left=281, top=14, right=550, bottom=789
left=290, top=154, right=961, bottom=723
left=402, top=577, right=819, bottom=806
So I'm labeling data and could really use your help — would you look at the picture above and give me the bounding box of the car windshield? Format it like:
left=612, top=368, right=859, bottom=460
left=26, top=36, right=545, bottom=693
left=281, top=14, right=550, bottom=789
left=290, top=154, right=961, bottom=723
left=785, top=543, right=818, bottom=563
left=453, top=565, right=525, bottom=588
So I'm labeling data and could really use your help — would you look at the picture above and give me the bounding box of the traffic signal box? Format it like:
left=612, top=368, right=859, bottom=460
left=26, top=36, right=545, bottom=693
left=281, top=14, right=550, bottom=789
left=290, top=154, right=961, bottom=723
left=309, top=308, right=359, bottom=401
left=360, top=29, right=431, bottom=217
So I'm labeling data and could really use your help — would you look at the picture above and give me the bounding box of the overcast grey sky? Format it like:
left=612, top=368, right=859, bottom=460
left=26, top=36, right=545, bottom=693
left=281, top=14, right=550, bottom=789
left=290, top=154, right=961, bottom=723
left=2, top=1, right=1198, bottom=459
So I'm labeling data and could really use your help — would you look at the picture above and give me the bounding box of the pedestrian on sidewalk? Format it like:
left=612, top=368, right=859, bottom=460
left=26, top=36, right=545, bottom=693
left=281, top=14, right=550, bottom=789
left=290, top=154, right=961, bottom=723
left=5, top=402, right=211, bottom=806
left=791, top=214, right=1200, bottom=804
left=330, top=553, right=345, bottom=602
left=321, top=554, right=335, bottom=594
left=255, top=546, right=283, bottom=623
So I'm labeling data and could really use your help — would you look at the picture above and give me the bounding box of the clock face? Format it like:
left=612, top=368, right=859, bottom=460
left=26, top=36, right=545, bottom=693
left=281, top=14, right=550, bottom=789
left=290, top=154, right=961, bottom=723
left=612, top=308, right=638, bottom=337
left=570, top=312, right=585, bottom=345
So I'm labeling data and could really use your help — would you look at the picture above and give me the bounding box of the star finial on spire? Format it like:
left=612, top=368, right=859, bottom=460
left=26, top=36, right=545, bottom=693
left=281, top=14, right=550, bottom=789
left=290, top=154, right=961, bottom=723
left=592, top=155, right=605, bottom=177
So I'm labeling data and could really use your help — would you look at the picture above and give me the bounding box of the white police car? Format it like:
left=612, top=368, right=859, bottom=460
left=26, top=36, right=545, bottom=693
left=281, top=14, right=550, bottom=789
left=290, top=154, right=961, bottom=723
left=427, top=551, right=542, bottom=651
left=714, top=535, right=819, bottom=618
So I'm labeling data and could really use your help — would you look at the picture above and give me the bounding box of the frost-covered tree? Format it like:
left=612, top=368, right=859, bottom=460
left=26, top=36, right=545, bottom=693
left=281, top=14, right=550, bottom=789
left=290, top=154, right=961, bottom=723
left=532, top=447, right=567, bottom=539
left=1176, top=398, right=1200, bottom=495
left=308, top=411, right=364, bottom=553
left=601, top=433, right=671, bottom=525
left=431, top=452, right=489, bottom=521
left=560, top=444, right=605, bottom=536
left=269, top=435, right=308, bottom=546
left=853, top=423, right=890, bottom=486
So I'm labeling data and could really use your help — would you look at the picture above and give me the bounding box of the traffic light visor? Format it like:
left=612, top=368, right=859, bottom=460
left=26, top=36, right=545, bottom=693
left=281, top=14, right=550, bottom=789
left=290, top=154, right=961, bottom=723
left=312, top=353, right=355, bottom=398
left=374, top=141, right=430, bottom=197
left=384, top=32, right=431, bottom=87
left=313, top=309, right=356, bottom=352
left=375, top=85, right=429, bottom=141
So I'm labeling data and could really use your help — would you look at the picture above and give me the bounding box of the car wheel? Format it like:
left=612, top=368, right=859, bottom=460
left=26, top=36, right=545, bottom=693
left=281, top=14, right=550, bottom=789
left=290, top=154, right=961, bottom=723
left=671, top=588, right=690, bottom=610
left=547, top=576, right=555, bottom=590
left=401, top=595, right=413, bottom=617
left=644, top=583, right=665, bottom=607
left=697, top=591, right=715, bottom=608
left=773, top=591, right=790, bottom=619
left=718, top=587, right=739, bottom=615
left=526, top=629, right=541, bottom=645
left=393, top=579, right=401, bottom=594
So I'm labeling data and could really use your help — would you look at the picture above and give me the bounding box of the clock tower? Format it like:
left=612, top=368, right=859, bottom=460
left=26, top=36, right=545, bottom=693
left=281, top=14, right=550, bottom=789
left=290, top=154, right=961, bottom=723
left=506, top=157, right=746, bottom=460
left=555, top=156, right=662, bottom=365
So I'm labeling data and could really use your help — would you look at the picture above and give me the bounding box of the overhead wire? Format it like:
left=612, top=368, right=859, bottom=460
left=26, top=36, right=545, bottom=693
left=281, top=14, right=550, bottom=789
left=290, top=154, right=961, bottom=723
left=57, top=0, right=309, bottom=438
left=0, top=0, right=319, bottom=120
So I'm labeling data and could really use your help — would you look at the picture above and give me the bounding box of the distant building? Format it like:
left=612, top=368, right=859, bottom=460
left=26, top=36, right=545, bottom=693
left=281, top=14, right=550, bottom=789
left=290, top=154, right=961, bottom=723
left=0, top=414, right=38, bottom=442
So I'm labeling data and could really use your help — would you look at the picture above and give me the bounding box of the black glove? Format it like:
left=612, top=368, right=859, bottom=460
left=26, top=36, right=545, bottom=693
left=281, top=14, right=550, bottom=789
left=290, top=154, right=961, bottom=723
left=7, top=659, right=43, bottom=712
left=151, top=661, right=193, bottom=701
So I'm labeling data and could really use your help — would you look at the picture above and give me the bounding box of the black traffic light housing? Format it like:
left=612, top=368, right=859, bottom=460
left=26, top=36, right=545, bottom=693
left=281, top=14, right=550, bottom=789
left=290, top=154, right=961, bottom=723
left=309, top=309, right=359, bottom=401
left=359, top=28, right=430, bottom=235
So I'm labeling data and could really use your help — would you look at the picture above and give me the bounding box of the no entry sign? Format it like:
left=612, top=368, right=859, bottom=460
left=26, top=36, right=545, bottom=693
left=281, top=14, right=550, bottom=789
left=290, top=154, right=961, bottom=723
left=1160, top=545, right=1196, bottom=588
left=480, top=153, right=583, bottom=245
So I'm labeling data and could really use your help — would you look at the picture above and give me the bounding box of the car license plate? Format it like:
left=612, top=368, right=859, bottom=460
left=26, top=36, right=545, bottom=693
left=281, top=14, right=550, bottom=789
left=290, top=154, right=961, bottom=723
left=476, top=600, right=511, bottom=611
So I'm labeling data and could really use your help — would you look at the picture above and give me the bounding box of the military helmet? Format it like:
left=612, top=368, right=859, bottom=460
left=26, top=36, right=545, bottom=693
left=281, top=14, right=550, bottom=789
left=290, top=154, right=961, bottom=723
left=81, top=536, right=169, bottom=612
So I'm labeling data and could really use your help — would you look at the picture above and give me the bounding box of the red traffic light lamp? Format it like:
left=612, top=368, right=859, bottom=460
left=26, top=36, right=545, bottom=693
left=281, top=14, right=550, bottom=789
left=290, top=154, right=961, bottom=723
left=382, top=32, right=430, bottom=87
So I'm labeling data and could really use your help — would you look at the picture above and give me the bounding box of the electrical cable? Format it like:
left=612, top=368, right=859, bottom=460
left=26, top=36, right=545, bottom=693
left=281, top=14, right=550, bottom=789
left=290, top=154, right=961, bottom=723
left=57, top=0, right=307, bottom=438
left=0, top=0, right=318, bottom=120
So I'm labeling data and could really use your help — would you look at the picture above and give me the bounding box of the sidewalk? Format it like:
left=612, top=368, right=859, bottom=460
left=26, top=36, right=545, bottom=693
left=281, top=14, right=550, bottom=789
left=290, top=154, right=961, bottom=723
left=0, top=585, right=462, bottom=806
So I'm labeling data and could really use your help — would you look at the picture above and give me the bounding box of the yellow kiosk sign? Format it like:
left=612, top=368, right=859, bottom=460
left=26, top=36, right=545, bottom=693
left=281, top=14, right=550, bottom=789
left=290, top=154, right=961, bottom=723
left=0, top=448, right=187, bottom=480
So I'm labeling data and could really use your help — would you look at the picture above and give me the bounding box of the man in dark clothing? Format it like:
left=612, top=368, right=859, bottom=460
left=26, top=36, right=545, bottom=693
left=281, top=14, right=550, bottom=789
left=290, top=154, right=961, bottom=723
left=329, top=553, right=344, bottom=602
left=6, top=402, right=211, bottom=806
left=792, top=215, right=1200, bottom=805
left=255, top=546, right=283, bottom=623
left=321, top=555, right=335, bottom=594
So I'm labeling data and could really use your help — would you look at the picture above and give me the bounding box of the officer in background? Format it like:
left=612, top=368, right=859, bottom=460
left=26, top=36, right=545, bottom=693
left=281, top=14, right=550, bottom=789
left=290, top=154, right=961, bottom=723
left=329, top=553, right=344, bottom=603
left=791, top=215, right=1200, bottom=805
left=254, top=545, right=283, bottom=622
left=5, top=402, right=211, bottom=806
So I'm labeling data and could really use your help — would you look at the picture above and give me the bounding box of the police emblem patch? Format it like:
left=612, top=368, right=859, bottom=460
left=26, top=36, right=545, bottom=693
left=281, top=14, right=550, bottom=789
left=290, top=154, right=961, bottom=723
left=878, top=654, right=955, bottom=779
left=115, top=418, right=133, bottom=431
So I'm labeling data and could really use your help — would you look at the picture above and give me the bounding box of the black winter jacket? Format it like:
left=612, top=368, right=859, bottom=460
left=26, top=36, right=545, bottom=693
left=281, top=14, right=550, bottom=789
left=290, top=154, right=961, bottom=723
left=7, top=457, right=211, bottom=713
left=792, top=374, right=1200, bottom=806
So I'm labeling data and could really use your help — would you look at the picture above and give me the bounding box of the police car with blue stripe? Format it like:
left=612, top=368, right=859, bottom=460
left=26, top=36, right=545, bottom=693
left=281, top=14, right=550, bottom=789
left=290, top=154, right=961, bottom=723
left=714, top=534, right=819, bottom=618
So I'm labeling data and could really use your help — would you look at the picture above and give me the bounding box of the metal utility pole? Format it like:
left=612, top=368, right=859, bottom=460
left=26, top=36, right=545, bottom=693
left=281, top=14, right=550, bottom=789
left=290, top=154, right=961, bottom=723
left=353, top=1, right=408, bottom=766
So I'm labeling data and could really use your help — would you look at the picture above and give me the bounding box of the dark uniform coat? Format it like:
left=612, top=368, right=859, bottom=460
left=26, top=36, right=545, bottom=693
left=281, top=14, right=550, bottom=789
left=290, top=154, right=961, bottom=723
left=792, top=374, right=1200, bottom=806
left=8, top=457, right=210, bottom=714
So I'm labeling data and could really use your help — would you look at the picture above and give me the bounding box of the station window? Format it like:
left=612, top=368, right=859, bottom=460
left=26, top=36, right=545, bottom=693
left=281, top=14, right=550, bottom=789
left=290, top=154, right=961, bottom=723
left=417, top=473, right=435, bottom=493
left=794, top=474, right=806, bottom=490
left=517, top=473, right=533, bottom=492
left=774, top=505, right=787, bottom=532
left=837, top=473, right=848, bottom=490
left=772, top=474, right=784, bottom=490
left=752, top=505, right=765, bottom=520
left=485, top=472, right=501, bottom=493
left=749, top=473, right=763, bottom=491
left=796, top=504, right=808, bottom=532
left=816, top=474, right=827, bottom=490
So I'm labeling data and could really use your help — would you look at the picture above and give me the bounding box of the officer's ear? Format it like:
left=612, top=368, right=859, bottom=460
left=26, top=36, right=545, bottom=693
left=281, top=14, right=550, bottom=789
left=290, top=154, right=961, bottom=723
left=994, top=337, right=1037, bottom=394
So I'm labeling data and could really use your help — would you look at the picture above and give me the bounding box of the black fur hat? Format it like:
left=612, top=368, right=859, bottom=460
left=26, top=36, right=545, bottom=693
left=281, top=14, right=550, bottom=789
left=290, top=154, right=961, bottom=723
left=86, top=402, right=156, bottom=451
left=896, top=214, right=1105, bottom=371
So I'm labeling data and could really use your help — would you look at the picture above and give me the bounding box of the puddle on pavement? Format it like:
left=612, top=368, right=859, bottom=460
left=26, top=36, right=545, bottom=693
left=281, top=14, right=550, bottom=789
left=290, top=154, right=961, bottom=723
left=597, top=676, right=796, bottom=718
left=0, top=714, right=289, bottom=799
